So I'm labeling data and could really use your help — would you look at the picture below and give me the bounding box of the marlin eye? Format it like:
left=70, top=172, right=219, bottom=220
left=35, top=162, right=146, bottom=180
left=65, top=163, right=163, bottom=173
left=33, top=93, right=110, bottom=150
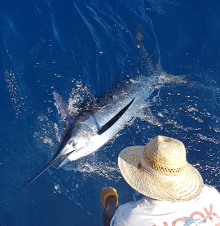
left=69, top=140, right=76, bottom=146
left=68, top=140, right=74, bottom=145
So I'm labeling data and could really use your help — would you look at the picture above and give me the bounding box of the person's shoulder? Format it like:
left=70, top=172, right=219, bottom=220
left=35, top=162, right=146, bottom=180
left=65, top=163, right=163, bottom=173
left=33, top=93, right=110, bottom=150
left=116, top=196, right=155, bottom=214
left=203, top=184, right=220, bottom=193
left=117, top=197, right=145, bottom=209
left=201, top=184, right=220, bottom=198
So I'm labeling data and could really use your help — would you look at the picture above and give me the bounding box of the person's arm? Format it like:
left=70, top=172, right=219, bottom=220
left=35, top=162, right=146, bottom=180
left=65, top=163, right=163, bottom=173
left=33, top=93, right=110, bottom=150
left=103, top=196, right=117, bottom=226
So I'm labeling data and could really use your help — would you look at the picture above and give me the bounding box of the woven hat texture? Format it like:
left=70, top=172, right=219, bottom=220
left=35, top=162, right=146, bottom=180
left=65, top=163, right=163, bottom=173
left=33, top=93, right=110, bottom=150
left=118, top=135, right=203, bottom=202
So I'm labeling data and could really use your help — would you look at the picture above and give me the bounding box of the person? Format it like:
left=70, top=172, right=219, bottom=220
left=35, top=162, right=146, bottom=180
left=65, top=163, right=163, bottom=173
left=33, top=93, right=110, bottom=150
left=100, top=135, right=220, bottom=226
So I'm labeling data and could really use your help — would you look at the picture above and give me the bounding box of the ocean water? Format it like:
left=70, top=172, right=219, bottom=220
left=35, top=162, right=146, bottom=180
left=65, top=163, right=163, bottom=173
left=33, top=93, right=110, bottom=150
left=0, top=0, right=220, bottom=225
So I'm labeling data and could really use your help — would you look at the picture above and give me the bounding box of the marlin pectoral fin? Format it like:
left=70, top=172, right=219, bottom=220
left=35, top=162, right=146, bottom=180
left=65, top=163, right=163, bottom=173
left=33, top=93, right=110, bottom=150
left=97, top=98, right=135, bottom=135
left=23, top=151, right=74, bottom=189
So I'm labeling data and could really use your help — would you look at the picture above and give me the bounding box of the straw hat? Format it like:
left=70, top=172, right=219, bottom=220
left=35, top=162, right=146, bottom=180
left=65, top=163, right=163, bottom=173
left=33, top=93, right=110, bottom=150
left=118, top=135, right=203, bottom=202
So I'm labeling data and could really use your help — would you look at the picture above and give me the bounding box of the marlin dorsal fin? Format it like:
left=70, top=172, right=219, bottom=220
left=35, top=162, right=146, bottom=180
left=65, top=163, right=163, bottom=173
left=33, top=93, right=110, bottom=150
left=97, top=98, right=135, bottom=135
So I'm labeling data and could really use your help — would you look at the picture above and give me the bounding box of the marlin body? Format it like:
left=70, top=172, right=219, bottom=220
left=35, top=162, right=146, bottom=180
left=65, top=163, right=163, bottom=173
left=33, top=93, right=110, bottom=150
left=24, top=28, right=186, bottom=188
left=55, top=75, right=156, bottom=166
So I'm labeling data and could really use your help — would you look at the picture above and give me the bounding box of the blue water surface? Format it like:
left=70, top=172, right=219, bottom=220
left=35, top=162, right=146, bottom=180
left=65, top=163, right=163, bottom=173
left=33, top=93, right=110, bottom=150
left=0, top=0, right=220, bottom=225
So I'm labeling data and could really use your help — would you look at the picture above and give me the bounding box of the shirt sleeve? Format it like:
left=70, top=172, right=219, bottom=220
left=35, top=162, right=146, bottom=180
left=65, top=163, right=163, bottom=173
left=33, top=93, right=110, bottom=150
left=110, top=213, right=127, bottom=226
left=110, top=198, right=146, bottom=226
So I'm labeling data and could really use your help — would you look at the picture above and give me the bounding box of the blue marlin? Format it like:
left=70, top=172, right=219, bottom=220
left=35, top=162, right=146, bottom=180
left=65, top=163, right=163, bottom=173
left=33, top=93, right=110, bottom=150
left=24, top=76, right=152, bottom=188
left=24, top=28, right=186, bottom=188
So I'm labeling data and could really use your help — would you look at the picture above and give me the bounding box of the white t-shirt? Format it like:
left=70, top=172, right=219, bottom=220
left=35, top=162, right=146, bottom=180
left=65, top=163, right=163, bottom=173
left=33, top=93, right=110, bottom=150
left=111, top=184, right=220, bottom=226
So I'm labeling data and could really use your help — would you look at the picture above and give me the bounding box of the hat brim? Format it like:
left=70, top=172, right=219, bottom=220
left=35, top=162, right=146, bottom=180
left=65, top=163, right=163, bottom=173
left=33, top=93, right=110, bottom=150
left=118, top=146, right=204, bottom=202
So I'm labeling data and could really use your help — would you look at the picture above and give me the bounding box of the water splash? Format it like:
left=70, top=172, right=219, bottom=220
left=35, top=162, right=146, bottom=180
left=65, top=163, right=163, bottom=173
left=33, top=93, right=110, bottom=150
left=5, top=70, right=22, bottom=118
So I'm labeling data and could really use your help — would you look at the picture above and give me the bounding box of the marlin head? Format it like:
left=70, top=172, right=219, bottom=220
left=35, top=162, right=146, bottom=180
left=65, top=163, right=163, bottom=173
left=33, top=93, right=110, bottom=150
left=24, top=97, right=135, bottom=188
